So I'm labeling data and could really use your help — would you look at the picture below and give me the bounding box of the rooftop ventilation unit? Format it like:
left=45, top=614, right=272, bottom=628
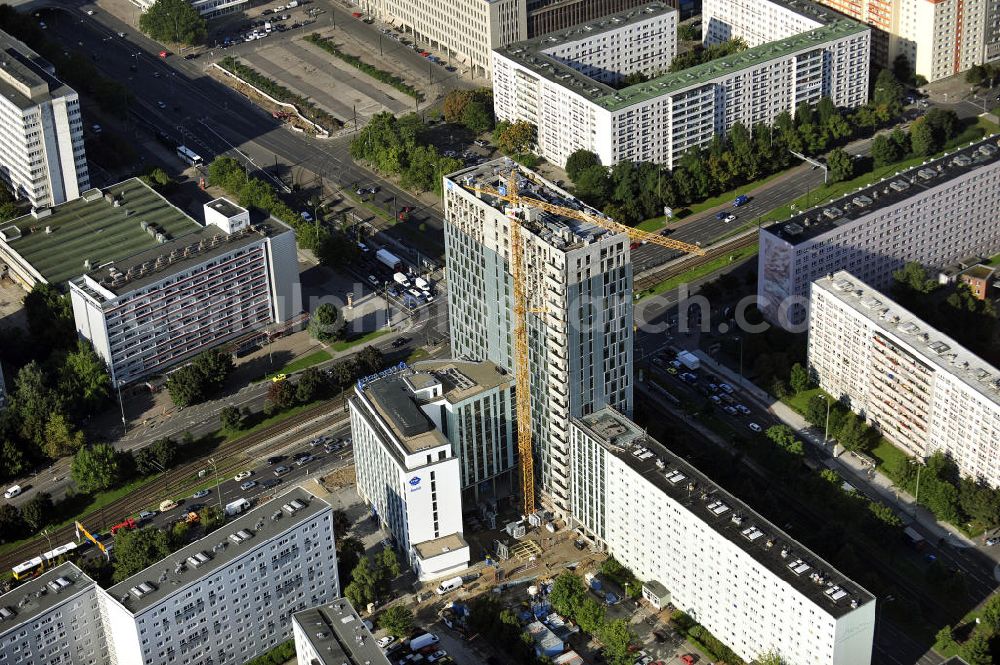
left=228, top=529, right=254, bottom=545
left=784, top=222, right=804, bottom=235
left=129, top=582, right=157, bottom=598
left=186, top=552, right=212, bottom=568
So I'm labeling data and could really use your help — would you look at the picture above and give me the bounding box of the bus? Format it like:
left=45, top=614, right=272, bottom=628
left=12, top=541, right=79, bottom=580
left=176, top=145, right=203, bottom=166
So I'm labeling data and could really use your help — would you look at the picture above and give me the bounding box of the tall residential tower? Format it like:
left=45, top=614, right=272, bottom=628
left=444, top=159, right=633, bottom=517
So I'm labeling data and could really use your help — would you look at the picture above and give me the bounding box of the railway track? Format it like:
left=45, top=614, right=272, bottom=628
left=634, top=231, right=759, bottom=293
left=1, top=397, right=348, bottom=573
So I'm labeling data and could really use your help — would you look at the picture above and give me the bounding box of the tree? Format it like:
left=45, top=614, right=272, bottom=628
left=0, top=504, right=25, bottom=543
left=870, top=134, right=901, bottom=168
left=789, top=363, right=811, bottom=393
left=752, top=651, right=789, bottom=665
left=192, top=348, right=233, bottom=394
left=766, top=424, right=798, bottom=449
left=966, top=64, right=987, bottom=87
left=576, top=598, right=606, bottom=635
left=0, top=440, right=26, bottom=482
left=200, top=505, right=224, bottom=533
left=892, top=54, right=915, bottom=85
left=58, top=341, right=110, bottom=417
left=23, top=283, right=75, bottom=351
left=805, top=395, right=831, bottom=428
left=442, top=89, right=471, bottom=123
left=71, top=443, right=122, bottom=493
left=42, top=413, right=85, bottom=458
left=113, top=527, right=171, bottom=582
left=550, top=572, right=588, bottom=616
left=379, top=605, right=414, bottom=637
left=867, top=501, right=902, bottom=528
left=166, top=364, right=206, bottom=408
left=598, top=618, right=635, bottom=665
left=377, top=546, right=402, bottom=579
left=10, top=361, right=63, bottom=449
left=979, top=593, right=1000, bottom=633
left=309, top=303, right=344, bottom=343
left=19, top=492, right=52, bottom=531
left=565, top=150, right=603, bottom=182
left=495, top=120, right=535, bottom=156
left=337, top=536, right=365, bottom=582
left=893, top=262, right=937, bottom=295
left=461, top=99, right=494, bottom=134
left=266, top=380, right=297, bottom=412
left=574, top=165, right=611, bottom=207
left=145, top=166, right=173, bottom=189
left=827, top=148, right=854, bottom=184
left=220, top=405, right=243, bottom=432
left=935, top=625, right=956, bottom=652
left=344, top=557, right=382, bottom=608
left=296, top=367, right=327, bottom=404
left=138, top=0, right=207, bottom=45
left=909, top=120, right=937, bottom=157
left=332, top=509, right=351, bottom=536
left=960, top=629, right=992, bottom=665
left=357, top=346, right=384, bottom=375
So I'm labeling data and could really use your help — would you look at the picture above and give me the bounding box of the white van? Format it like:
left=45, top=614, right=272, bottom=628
left=4, top=485, right=22, bottom=499
left=225, top=498, right=251, bottom=517
left=435, top=576, right=463, bottom=595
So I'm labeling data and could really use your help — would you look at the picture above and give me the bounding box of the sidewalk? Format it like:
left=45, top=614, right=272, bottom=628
left=692, top=352, right=977, bottom=548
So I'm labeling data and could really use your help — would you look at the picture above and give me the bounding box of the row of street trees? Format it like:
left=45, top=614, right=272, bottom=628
left=563, top=72, right=914, bottom=225
left=138, top=0, right=206, bottom=45
left=166, top=348, right=234, bottom=408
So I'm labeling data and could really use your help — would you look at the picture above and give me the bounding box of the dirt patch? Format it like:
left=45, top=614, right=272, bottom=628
left=321, top=466, right=357, bottom=490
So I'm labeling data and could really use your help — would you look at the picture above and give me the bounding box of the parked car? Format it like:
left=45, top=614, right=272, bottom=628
left=709, top=395, right=721, bottom=404
left=748, top=422, right=763, bottom=433
left=735, top=404, right=751, bottom=415
left=427, top=651, right=448, bottom=663
left=234, top=470, right=253, bottom=482
left=376, top=636, right=395, bottom=649
left=719, top=382, right=735, bottom=394
left=192, top=489, right=211, bottom=499
left=240, top=480, right=257, bottom=491
left=723, top=405, right=738, bottom=416
left=986, top=537, right=999, bottom=546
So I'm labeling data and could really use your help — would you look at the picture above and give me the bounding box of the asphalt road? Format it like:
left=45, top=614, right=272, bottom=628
left=39, top=6, right=447, bottom=236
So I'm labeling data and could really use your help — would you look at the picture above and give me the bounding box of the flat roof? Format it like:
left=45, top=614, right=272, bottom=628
left=412, top=532, right=469, bottom=560
left=0, top=178, right=199, bottom=286
left=446, top=159, right=621, bottom=250
left=815, top=271, right=1000, bottom=408
left=496, top=1, right=866, bottom=112
left=0, top=563, right=95, bottom=633
left=411, top=359, right=512, bottom=403
left=292, top=599, right=391, bottom=665
left=574, top=408, right=875, bottom=618
left=205, top=197, right=246, bottom=219
left=106, top=486, right=329, bottom=615
left=0, top=29, right=73, bottom=109
left=364, top=374, right=448, bottom=455
left=960, top=264, right=995, bottom=280
left=766, top=135, right=1000, bottom=246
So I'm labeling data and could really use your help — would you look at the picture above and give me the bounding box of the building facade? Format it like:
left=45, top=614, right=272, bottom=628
left=444, top=160, right=633, bottom=517
left=570, top=408, right=876, bottom=665
left=100, top=487, right=339, bottom=665
left=364, top=0, right=527, bottom=78
left=292, top=600, right=391, bottom=665
left=758, top=136, right=1000, bottom=329
left=814, top=0, right=1000, bottom=81
left=492, top=1, right=869, bottom=168
left=525, top=0, right=684, bottom=37
left=809, top=272, right=1000, bottom=487
left=129, top=0, right=248, bottom=18
left=67, top=195, right=298, bottom=385
left=0, top=30, right=89, bottom=210
left=0, top=564, right=107, bottom=665
left=349, top=362, right=474, bottom=580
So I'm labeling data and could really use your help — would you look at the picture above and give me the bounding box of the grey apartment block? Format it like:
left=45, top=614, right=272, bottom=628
left=443, top=159, right=633, bottom=516
left=758, top=135, right=1000, bottom=329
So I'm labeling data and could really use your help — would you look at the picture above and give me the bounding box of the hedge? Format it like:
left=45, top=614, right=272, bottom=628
left=218, top=56, right=341, bottom=132
left=306, top=34, right=424, bottom=101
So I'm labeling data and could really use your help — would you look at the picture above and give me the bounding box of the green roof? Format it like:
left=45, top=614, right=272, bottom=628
left=1, top=178, right=199, bottom=286
left=595, top=20, right=868, bottom=111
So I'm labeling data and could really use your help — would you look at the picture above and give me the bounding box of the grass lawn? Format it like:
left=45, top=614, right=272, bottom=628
left=871, top=437, right=910, bottom=472
left=781, top=387, right=826, bottom=415
left=406, top=348, right=430, bottom=363
left=223, top=400, right=327, bottom=442
left=279, top=350, right=331, bottom=374
left=636, top=217, right=667, bottom=233
left=331, top=328, right=390, bottom=352
left=638, top=243, right=758, bottom=300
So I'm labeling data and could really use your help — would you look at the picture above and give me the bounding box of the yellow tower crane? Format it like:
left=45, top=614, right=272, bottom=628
left=466, top=169, right=705, bottom=517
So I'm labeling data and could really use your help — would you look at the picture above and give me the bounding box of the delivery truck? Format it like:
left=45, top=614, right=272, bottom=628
left=677, top=350, right=700, bottom=371
left=376, top=249, right=404, bottom=272
left=394, top=272, right=411, bottom=287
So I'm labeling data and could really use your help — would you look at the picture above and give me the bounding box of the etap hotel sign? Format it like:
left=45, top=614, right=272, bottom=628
left=356, top=361, right=409, bottom=390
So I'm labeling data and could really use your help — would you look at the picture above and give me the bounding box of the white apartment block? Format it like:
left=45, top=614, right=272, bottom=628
left=0, top=30, right=89, bottom=210
left=350, top=361, right=479, bottom=580
left=492, top=1, right=869, bottom=168
left=815, top=0, right=1000, bottom=81
left=758, top=135, right=1000, bottom=329
left=100, top=486, right=339, bottom=665
left=570, top=409, right=876, bottom=665
left=365, top=0, right=527, bottom=78
left=292, top=599, right=391, bottom=665
left=444, top=159, right=633, bottom=518
left=809, top=272, right=1000, bottom=487
left=0, top=563, right=108, bottom=665
left=70, top=198, right=297, bottom=385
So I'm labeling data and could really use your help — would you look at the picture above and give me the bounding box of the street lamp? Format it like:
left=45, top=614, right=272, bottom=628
left=910, top=459, right=924, bottom=516
left=822, top=396, right=833, bottom=450
left=733, top=336, right=743, bottom=387
left=116, top=379, right=127, bottom=435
